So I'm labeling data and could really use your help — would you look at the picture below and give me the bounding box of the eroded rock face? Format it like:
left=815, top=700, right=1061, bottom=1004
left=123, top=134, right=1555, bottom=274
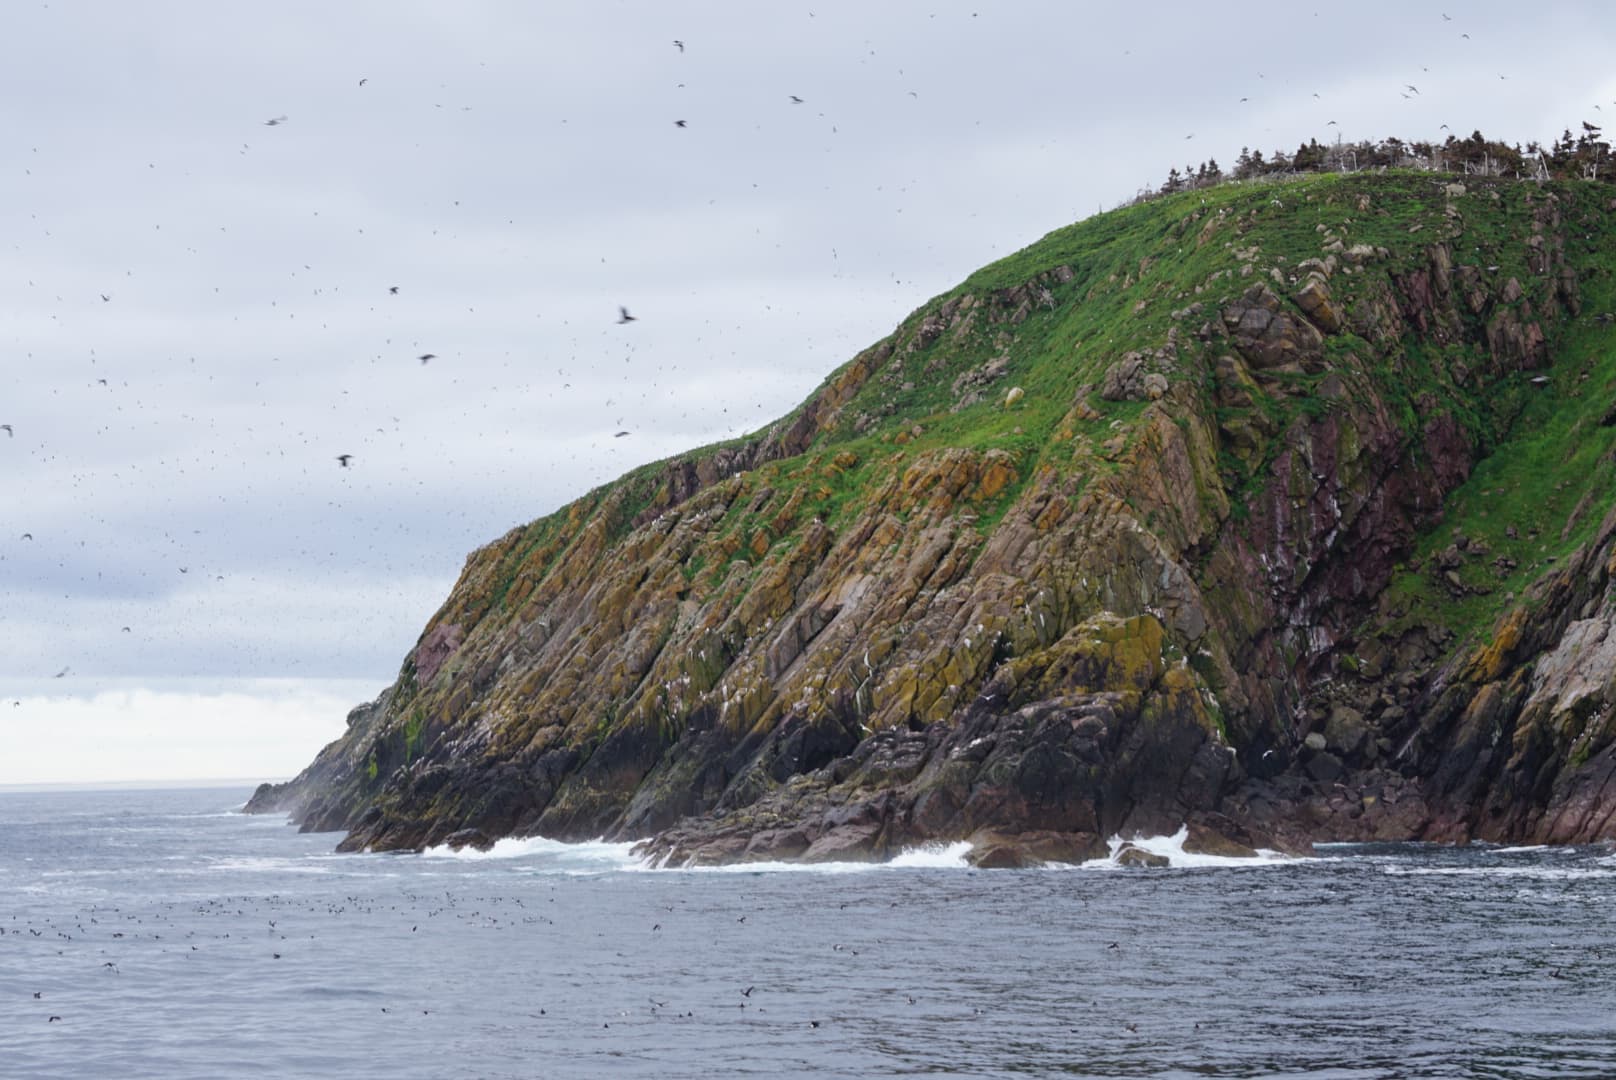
left=248, top=175, right=1616, bottom=863
left=1222, top=284, right=1325, bottom=371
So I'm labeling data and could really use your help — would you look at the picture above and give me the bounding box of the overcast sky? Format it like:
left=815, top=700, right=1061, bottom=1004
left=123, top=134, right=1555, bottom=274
left=3, top=1, right=1612, bottom=785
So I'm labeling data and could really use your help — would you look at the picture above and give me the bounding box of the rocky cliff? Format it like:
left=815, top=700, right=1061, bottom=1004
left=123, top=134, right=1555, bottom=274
left=249, top=170, right=1616, bottom=865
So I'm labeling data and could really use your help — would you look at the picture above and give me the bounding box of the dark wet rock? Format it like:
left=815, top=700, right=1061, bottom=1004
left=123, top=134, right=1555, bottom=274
left=1305, top=751, right=1345, bottom=783
left=444, top=828, right=494, bottom=852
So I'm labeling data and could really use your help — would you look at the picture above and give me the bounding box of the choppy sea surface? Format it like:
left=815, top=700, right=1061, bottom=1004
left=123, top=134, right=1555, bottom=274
left=3, top=787, right=1614, bottom=1078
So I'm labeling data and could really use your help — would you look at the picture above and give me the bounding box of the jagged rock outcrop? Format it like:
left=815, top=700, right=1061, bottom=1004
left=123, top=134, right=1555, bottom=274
left=250, top=171, right=1616, bottom=865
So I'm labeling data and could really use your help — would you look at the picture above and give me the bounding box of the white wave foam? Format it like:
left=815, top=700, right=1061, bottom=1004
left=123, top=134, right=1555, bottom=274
left=1495, top=845, right=1551, bottom=855
left=886, top=841, right=973, bottom=868
left=1062, top=825, right=1296, bottom=870
left=419, top=835, right=644, bottom=873
left=208, top=856, right=335, bottom=875
left=687, top=840, right=977, bottom=874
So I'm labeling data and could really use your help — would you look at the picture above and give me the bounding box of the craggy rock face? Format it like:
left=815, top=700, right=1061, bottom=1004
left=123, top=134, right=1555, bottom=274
left=249, top=174, right=1616, bottom=865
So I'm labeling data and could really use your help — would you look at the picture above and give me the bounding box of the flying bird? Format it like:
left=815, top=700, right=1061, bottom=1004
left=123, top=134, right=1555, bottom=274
left=53, top=667, right=68, bottom=678
left=674, top=120, right=687, bottom=128
left=100, top=293, right=110, bottom=302
left=179, top=567, right=189, bottom=574
left=617, top=306, right=637, bottom=324
left=789, top=95, right=804, bottom=104
left=121, top=627, right=131, bottom=633
left=614, top=431, right=631, bottom=438
left=673, top=39, right=684, bottom=52
left=418, top=353, right=436, bottom=363
left=19, top=532, right=31, bottom=540
left=389, top=285, right=399, bottom=295
left=337, top=454, right=353, bottom=468
left=359, top=78, right=368, bottom=86
left=1326, top=120, right=1338, bottom=126
left=263, top=115, right=288, bottom=126
left=1406, top=84, right=1419, bottom=94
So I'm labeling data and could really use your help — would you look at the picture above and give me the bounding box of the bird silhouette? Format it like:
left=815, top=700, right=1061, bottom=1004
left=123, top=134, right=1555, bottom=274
left=100, top=293, right=111, bottom=302
left=1, top=424, right=11, bottom=436
left=263, top=116, right=288, bottom=126
left=789, top=95, right=804, bottom=104
left=337, top=454, right=354, bottom=468
left=673, top=40, right=684, bottom=52
left=418, top=353, right=436, bottom=363
left=617, top=306, right=637, bottom=324
left=675, top=120, right=687, bottom=128
left=20, top=532, right=32, bottom=540
left=53, top=667, right=67, bottom=679
left=121, top=626, right=131, bottom=633
left=389, top=286, right=400, bottom=295
left=358, top=78, right=368, bottom=86
left=614, top=431, right=631, bottom=438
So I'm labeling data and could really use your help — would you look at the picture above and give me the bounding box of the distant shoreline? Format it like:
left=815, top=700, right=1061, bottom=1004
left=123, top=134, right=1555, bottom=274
left=0, top=778, right=277, bottom=794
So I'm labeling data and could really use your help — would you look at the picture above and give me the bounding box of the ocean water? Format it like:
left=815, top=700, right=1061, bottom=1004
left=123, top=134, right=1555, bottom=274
left=3, top=787, right=1614, bottom=1079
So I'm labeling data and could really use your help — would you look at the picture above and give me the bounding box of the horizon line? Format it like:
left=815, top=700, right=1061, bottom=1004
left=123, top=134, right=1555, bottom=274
left=0, top=777, right=286, bottom=794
